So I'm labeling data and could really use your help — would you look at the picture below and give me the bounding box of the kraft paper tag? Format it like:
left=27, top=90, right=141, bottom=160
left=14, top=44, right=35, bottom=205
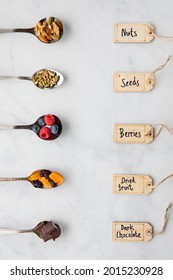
left=114, top=23, right=154, bottom=43
left=113, top=175, right=153, bottom=194
left=113, top=73, right=154, bottom=92
left=113, top=124, right=153, bottom=144
left=112, top=222, right=153, bottom=242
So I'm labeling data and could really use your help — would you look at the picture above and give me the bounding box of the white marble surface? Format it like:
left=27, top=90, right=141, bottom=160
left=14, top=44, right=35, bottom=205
left=0, top=0, right=172, bottom=260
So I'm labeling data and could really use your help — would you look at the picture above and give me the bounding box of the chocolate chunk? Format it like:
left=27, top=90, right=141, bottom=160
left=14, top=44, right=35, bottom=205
left=33, top=221, right=62, bottom=242
left=40, top=169, right=51, bottom=178
left=31, top=180, right=43, bottom=188
left=48, top=177, right=57, bottom=188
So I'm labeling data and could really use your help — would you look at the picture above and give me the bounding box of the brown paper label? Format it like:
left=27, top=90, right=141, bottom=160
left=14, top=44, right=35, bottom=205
left=113, top=124, right=153, bottom=144
left=114, top=23, right=154, bottom=43
left=113, top=73, right=154, bottom=92
left=113, top=175, right=153, bottom=194
left=112, top=222, right=153, bottom=242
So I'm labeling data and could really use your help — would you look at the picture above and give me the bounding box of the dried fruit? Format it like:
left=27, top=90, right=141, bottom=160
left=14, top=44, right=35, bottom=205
left=27, top=169, right=64, bottom=189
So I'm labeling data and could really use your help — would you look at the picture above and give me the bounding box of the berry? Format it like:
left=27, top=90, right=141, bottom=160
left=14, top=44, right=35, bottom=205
left=38, top=117, right=45, bottom=127
left=50, top=124, right=59, bottom=134
left=39, top=127, right=51, bottom=140
left=44, top=114, right=55, bottom=126
left=31, top=124, right=40, bottom=134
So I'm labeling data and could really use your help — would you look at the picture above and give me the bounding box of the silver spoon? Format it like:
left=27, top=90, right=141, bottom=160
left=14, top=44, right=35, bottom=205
left=0, top=169, right=64, bottom=189
left=0, top=69, right=64, bottom=89
left=0, top=17, right=63, bottom=43
left=0, top=114, right=62, bottom=141
left=0, top=221, right=63, bottom=242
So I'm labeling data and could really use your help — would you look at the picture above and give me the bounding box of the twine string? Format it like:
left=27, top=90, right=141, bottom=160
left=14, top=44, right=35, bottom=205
left=147, top=56, right=171, bottom=85
left=153, top=204, right=172, bottom=236
left=150, top=55, right=171, bottom=75
left=148, top=25, right=173, bottom=42
left=152, top=173, right=173, bottom=189
left=152, top=124, right=173, bottom=139
left=145, top=123, right=173, bottom=139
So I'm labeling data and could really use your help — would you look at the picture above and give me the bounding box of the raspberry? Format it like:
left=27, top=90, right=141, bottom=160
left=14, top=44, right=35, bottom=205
left=39, top=127, right=51, bottom=140
left=44, top=114, right=55, bottom=126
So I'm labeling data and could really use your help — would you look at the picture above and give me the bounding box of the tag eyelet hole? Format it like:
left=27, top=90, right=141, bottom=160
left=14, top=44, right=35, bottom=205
left=146, top=132, right=153, bottom=138
left=146, top=230, right=152, bottom=236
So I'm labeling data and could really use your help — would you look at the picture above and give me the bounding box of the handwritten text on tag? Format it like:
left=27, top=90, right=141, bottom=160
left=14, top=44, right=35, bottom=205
left=113, top=175, right=153, bottom=194
left=114, top=73, right=154, bottom=92
left=113, top=124, right=153, bottom=144
left=114, top=23, right=154, bottom=43
left=112, top=222, right=153, bottom=242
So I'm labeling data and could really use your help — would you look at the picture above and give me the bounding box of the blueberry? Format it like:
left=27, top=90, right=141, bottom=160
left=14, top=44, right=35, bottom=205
left=50, top=124, right=59, bottom=135
left=38, top=117, right=45, bottom=127
left=32, top=124, right=40, bottom=134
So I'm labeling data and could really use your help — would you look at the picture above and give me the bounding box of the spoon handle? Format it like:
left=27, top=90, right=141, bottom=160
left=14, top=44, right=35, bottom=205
left=0, top=28, right=34, bottom=34
left=0, top=124, right=14, bottom=130
left=0, top=76, right=31, bottom=81
left=0, top=177, right=27, bottom=182
left=14, top=124, right=32, bottom=130
left=0, top=229, right=32, bottom=235
left=0, top=28, right=14, bottom=34
left=14, top=27, right=35, bottom=34
left=0, top=124, right=32, bottom=130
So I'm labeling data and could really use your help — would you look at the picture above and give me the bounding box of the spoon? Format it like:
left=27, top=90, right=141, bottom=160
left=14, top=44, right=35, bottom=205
left=0, top=114, right=62, bottom=140
left=0, top=221, right=63, bottom=242
left=0, top=17, right=63, bottom=43
left=0, top=69, right=64, bottom=89
left=0, top=169, right=64, bottom=189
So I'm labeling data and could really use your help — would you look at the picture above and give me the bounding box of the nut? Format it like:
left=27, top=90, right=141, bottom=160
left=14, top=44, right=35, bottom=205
left=34, top=17, right=62, bottom=43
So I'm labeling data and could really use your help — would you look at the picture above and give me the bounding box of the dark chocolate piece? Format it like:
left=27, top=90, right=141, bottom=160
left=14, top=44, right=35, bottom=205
left=33, top=221, right=62, bottom=242
left=31, top=180, right=43, bottom=188
left=40, top=169, right=51, bottom=178
left=48, top=177, right=57, bottom=188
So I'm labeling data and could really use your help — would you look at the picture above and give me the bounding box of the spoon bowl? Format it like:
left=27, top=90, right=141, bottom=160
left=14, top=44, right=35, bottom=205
left=32, top=69, right=64, bottom=89
left=34, top=17, right=63, bottom=43
left=30, top=114, right=63, bottom=140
